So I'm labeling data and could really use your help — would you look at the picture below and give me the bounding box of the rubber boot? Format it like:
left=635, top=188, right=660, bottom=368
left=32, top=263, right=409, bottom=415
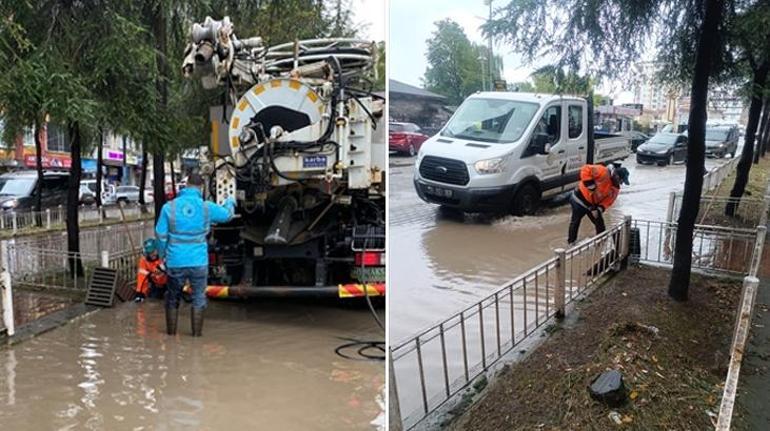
left=165, top=306, right=178, bottom=335
left=191, top=307, right=204, bottom=337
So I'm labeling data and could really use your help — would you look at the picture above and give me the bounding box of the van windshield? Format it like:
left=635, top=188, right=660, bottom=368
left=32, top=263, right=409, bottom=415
left=0, top=178, right=36, bottom=197
left=706, top=129, right=729, bottom=141
left=441, top=98, right=539, bottom=143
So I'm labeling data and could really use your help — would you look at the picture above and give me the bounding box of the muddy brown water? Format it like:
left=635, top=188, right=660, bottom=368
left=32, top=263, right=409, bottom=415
left=389, top=155, right=728, bottom=424
left=0, top=300, right=384, bottom=430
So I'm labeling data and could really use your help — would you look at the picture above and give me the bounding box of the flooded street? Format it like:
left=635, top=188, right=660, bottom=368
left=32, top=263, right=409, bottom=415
left=389, top=155, right=729, bottom=343
left=0, top=300, right=384, bottom=430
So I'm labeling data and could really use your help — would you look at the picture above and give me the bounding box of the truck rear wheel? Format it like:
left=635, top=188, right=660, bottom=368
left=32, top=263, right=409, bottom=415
left=511, top=183, right=540, bottom=216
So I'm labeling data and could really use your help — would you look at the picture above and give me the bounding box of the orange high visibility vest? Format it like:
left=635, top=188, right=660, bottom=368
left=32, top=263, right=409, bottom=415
left=577, top=164, right=619, bottom=210
left=136, top=256, right=168, bottom=295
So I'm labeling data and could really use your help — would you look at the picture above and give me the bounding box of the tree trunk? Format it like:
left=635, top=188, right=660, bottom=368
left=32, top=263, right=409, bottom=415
left=726, top=62, right=769, bottom=216
left=66, top=122, right=84, bottom=277
left=95, top=129, right=104, bottom=208
left=139, top=144, right=148, bottom=213
left=668, top=0, right=724, bottom=302
left=152, top=1, right=168, bottom=222
left=759, top=98, right=770, bottom=158
left=169, top=159, right=176, bottom=194
left=753, top=97, right=768, bottom=164
left=34, top=119, right=44, bottom=227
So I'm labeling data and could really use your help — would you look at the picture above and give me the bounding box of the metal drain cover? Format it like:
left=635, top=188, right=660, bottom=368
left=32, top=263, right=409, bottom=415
left=85, top=268, right=118, bottom=307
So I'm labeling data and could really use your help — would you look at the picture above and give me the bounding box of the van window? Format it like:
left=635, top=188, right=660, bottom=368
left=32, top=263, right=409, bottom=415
left=568, top=105, right=583, bottom=138
left=42, top=176, right=68, bottom=197
left=441, top=98, right=539, bottom=144
left=533, top=105, right=562, bottom=145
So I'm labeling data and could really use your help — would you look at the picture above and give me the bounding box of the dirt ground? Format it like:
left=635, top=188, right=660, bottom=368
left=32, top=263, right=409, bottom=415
left=452, top=266, right=742, bottom=431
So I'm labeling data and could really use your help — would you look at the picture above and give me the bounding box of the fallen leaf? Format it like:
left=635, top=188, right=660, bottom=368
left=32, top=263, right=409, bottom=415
left=630, top=390, right=638, bottom=400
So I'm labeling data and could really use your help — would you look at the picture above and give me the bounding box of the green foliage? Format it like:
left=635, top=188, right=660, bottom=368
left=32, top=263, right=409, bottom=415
left=375, top=41, right=385, bottom=91
left=423, top=19, right=504, bottom=105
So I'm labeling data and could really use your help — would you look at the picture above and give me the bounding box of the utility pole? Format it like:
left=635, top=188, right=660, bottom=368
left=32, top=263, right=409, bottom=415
left=485, top=0, right=494, bottom=87
left=479, top=56, right=487, bottom=91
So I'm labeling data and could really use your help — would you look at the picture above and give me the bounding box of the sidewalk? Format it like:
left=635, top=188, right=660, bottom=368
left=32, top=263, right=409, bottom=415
left=737, top=228, right=770, bottom=430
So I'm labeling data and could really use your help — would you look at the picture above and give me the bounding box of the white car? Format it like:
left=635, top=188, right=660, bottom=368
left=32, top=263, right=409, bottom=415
left=105, top=186, right=153, bottom=204
left=414, top=92, right=631, bottom=215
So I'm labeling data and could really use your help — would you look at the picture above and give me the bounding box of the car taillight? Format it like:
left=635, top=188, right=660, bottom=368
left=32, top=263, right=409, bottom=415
left=390, top=133, right=406, bottom=141
left=355, top=251, right=385, bottom=266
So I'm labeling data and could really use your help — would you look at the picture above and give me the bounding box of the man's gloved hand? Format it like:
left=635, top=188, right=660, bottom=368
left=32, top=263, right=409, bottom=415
left=133, top=292, right=146, bottom=303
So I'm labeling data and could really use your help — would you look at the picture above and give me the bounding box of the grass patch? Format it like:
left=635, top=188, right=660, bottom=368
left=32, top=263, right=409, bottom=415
left=699, top=156, right=770, bottom=228
left=452, top=266, right=741, bottom=431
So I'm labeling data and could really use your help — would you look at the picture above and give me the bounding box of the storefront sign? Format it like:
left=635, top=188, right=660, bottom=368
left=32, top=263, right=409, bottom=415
left=24, top=154, right=72, bottom=169
left=106, top=151, right=124, bottom=161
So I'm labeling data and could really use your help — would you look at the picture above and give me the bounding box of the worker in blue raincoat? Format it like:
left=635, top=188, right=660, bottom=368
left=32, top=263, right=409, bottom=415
left=155, top=173, right=236, bottom=336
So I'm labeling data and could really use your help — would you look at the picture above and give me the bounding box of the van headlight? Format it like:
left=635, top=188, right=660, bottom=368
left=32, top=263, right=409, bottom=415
left=474, top=157, right=505, bottom=174
left=2, top=199, right=18, bottom=209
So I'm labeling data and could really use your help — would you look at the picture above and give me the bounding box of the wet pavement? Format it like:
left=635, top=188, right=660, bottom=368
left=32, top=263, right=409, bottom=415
left=389, top=154, right=730, bottom=343
left=0, top=299, right=385, bottom=430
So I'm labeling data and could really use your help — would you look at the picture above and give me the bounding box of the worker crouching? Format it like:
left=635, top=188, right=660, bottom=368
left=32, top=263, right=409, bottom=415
left=568, top=163, right=630, bottom=245
left=155, top=174, right=235, bottom=336
left=134, top=238, right=168, bottom=302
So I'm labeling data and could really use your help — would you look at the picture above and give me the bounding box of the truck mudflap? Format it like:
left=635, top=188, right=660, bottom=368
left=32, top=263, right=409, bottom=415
left=186, top=283, right=386, bottom=299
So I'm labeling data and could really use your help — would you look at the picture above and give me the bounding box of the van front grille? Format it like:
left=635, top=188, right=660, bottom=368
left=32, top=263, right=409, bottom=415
left=419, top=156, right=469, bottom=186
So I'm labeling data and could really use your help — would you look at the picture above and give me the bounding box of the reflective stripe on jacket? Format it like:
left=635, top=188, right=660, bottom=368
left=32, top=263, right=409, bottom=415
left=155, top=188, right=234, bottom=268
left=577, top=164, right=619, bottom=210
left=136, top=256, right=167, bottom=294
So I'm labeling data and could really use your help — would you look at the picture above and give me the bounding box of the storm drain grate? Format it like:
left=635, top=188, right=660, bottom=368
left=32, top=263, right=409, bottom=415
left=85, top=268, right=119, bottom=307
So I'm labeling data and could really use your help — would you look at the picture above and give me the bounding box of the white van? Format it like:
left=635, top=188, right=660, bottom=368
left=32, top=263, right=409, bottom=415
left=414, top=92, right=630, bottom=214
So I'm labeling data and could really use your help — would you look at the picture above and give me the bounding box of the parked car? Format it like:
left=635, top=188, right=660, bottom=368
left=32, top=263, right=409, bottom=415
left=705, top=125, right=739, bottom=158
left=0, top=170, right=69, bottom=211
left=636, top=133, right=688, bottom=166
left=389, top=122, right=429, bottom=156
left=105, top=185, right=153, bottom=204
left=79, top=185, right=96, bottom=205
left=627, top=130, right=649, bottom=153
left=80, top=179, right=113, bottom=203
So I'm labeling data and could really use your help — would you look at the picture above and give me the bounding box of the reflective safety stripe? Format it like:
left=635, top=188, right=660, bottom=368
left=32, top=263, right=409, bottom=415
left=169, top=200, right=176, bottom=233
left=203, top=203, right=210, bottom=230
left=138, top=269, right=150, bottom=275
left=168, top=234, right=207, bottom=244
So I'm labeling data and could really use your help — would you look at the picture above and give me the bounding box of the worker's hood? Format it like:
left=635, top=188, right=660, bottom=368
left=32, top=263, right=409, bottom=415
left=417, top=133, right=520, bottom=165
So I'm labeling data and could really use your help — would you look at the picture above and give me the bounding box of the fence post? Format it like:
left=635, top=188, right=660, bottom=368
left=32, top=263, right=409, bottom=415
left=666, top=191, right=677, bottom=224
left=11, top=212, right=17, bottom=233
left=99, top=206, right=104, bottom=224
left=100, top=250, right=109, bottom=268
left=751, top=225, right=767, bottom=277
left=45, top=208, right=51, bottom=230
left=1, top=240, right=14, bottom=337
left=555, top=248, right=566, bottom=318
left=620, top=216, right=632, bottom=269
left=140, top=221, right=146, bottom=245
left=389, top=353, right=403, bottom=431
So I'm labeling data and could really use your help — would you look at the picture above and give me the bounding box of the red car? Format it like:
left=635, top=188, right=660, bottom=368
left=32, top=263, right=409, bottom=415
left=389, top=122, right=429, bottom=156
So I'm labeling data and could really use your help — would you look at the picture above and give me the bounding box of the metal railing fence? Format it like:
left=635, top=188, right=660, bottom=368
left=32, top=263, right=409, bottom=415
left=631, top=219, right=764, bottom=276
left=390, top=219, right=630, bottom=430
left=667, top=192, right=770, bottom=229
left=0, top=203, right=154, bottom=235
left=703, top=156, right=739, bottom=193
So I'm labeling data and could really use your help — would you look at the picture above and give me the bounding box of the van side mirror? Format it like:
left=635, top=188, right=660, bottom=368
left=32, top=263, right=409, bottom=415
left=532, top=132, right=551, bottom=155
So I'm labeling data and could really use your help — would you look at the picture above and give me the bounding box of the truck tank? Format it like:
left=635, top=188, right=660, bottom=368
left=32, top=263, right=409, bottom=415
left=181, top=16, right=385, bottom=298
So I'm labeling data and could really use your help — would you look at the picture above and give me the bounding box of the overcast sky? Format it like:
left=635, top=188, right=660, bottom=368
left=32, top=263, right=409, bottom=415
left=388, top=0, right=635, bottom=103
left=351, top=0, right=386, bottom=41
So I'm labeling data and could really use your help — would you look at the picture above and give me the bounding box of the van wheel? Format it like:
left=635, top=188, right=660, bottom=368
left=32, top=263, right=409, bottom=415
left=731, top=150, right=736, bottom=158
left=511, top=184, right=540, bottom=216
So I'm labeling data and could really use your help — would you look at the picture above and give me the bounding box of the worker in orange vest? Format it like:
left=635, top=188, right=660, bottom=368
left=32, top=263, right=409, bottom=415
left=134, top=238, right=168, bottom=302
left=568, top=163, right=630, bottom=245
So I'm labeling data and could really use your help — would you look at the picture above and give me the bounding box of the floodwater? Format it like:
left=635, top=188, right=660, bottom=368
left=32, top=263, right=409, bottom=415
left=0, top=299, right=385, bottom=430
left=389, top=155, right=729, bottom=343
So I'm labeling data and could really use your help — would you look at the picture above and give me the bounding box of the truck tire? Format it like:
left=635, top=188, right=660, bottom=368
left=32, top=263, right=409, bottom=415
left=511, top=183, right=540, bottom=216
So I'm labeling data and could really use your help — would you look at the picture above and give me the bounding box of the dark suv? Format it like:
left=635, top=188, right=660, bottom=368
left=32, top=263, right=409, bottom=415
left=705, top=125, right=739, bottom=158
left=0, top=171, right=69, bottom=211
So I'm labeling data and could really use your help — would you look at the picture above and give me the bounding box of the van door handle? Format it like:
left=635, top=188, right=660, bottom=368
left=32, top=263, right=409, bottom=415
left=557, top=150, right=565, bottom=154
left=578, top=146, right=585, bottom=150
